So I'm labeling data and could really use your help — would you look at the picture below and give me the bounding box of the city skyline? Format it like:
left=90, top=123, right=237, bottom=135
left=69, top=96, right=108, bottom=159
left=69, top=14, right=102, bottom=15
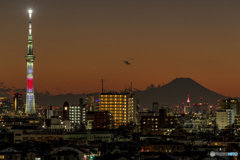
left=1, top=1, right=240, bottom=97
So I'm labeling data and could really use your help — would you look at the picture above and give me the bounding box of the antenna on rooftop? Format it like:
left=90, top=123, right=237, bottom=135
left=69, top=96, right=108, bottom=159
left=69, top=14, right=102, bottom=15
left=101, top=79, right=105, bottom=93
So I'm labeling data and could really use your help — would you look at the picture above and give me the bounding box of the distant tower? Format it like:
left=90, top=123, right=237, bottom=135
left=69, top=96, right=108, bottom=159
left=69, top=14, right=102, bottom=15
left=187, top=95, right=190, bottom=106
left=25, top=10, right=36, bottom=114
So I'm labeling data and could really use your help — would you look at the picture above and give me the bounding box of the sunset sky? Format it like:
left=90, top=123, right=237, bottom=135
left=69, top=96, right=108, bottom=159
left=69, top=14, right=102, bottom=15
left=1, top=0, right=240, bottom=97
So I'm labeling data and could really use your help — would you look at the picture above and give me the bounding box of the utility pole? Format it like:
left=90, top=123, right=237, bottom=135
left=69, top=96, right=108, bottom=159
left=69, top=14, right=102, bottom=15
left=101, top=79, right=105, bottom=93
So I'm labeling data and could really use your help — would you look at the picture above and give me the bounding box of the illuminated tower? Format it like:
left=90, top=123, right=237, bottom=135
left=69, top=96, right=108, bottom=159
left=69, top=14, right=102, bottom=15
left=184, top=95, right=191, bottom=114
left=25, top=10, right=36, bottom=114
left=187, top=95, right=190, bottom=106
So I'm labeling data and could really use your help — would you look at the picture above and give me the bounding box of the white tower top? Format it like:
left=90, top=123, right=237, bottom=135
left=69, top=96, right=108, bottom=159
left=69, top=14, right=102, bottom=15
left=28, top=10, right=32, bottom=35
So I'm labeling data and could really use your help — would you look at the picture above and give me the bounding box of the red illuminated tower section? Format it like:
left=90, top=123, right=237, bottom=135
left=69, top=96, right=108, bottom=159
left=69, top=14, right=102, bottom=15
left=25, top=10, right=36, bottom=114
left=187, top=95, right=190, bottom=106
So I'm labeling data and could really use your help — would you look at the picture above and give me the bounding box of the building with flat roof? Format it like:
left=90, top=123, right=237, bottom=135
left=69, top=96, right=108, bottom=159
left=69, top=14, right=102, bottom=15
left=216, top=109, right=234, bottom=130
left=99, top=90, right=136, bottom=128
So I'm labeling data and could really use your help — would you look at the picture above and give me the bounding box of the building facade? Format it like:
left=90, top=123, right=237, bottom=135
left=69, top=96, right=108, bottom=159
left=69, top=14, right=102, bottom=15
left=13, top=93, right=24, bottom=113
left=140, top=109, right=181, bottom=135
left=99, top=90, right=136, bottom=128
left=216, top=109, right=234, bottom=130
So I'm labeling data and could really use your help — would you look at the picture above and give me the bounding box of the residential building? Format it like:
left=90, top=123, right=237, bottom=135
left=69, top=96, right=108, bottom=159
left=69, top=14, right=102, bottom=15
left=86, top=111, right=113, bottom=130
left=140, top=108, right=181, bottom=135
left=137, top=111, right=155, bottom=132
left=99, top=90, right=136, bottom=128
left=141, top=116, right=159, bottom=135
left=216, top=109, right=234, bottom=130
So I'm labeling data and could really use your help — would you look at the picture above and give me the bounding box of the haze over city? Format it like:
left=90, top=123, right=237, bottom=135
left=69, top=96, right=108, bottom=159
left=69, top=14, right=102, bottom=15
left=1, top=0, right=240, bottom=98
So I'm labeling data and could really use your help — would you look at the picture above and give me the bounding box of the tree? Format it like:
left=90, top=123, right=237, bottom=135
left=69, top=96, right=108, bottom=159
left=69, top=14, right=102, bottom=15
left=146, top=84, right=156, bottom=90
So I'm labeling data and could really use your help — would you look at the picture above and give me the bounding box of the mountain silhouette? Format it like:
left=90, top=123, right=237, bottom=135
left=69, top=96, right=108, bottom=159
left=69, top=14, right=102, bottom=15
left=133, top=77, right=228, bottom=109
left=33, top=77, right=229, bottom=109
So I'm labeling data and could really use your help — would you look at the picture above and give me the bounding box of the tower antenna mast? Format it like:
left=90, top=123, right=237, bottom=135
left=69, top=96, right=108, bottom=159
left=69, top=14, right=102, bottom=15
left=101, top=79, right=105, bottom=93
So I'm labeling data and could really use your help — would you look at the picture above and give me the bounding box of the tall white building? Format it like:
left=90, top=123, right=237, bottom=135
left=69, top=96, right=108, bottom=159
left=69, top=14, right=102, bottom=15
left=69, top=106, right=81, bottom=124
left=69, top=105, right=86, bottom=124
left=216, top=109, right=234, bottom=130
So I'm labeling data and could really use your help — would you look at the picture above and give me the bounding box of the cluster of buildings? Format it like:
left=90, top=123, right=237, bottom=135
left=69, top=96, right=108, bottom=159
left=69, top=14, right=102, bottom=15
left=1, top=96, right=240, bottom=160
left=2, top=9, right=240, bottom=160
left=2, top=91, right=240, bottom=159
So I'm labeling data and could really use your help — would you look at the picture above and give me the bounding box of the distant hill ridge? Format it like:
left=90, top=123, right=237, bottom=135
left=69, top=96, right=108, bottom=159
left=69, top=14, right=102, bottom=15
left=34, top=77, right=230, bottom=109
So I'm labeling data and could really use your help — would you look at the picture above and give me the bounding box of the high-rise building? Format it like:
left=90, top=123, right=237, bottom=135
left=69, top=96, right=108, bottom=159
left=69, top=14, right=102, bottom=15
left=216, top=109, right=234, bottom=130
left=25, top=10, right=36, bottom=114
left=85, top=94, right=95, bottom=111
left=69, top=105, right=81, bottom=124
left=221, top=98, right=240, bottom=127
left=68, top=98, right=86, bottom=128
left=13, top=93, right=23, bottom=112
left=99, top=90, right=136, bottom=128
